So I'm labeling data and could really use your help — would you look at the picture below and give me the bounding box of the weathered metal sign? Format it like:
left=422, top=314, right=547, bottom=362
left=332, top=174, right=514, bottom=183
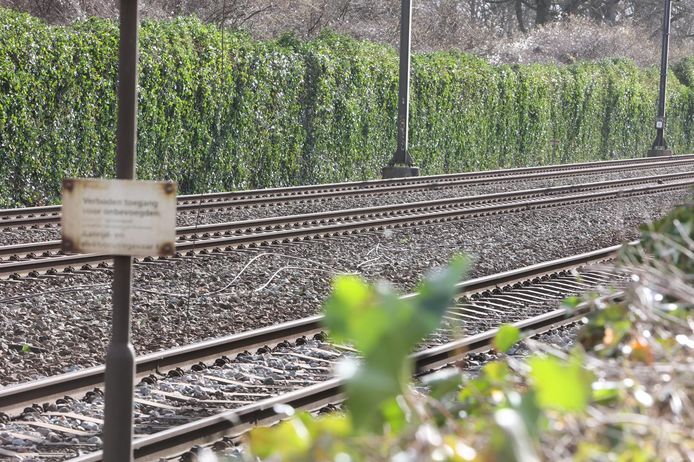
left=61, top=178, right=177, bottom=256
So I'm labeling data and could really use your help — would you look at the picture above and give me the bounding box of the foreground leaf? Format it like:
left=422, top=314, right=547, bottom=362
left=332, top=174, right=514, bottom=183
left=493, top=324, right=521, bottom=353
left=528, top=353, right=595, bottom=412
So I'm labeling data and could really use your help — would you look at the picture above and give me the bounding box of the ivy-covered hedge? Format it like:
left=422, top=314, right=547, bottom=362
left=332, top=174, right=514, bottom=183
left=1, top=8, right=693, bottom=206
left=674, top=57, right=694, bottom=88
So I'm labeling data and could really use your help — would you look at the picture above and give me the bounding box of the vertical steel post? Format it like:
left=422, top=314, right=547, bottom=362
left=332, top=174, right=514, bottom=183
left=103, top=1, right=138, bottom=461
left=648, top=0, right=673, bottom=157
left=382, top=0, right=420, bottom=178
left=395, top=0, right=412, bottom=164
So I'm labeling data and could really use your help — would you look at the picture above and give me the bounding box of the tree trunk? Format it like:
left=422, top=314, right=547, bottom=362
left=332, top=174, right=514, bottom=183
left=605, top=0, right=620, bottom=23
left=564, top=0, right=587, bottom=16
left=515, top=0, right=527, bottom=32
left=535, top=0, right=551, bottom=25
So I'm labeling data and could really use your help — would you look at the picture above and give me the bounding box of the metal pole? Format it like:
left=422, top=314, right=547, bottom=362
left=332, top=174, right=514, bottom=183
left=382, top=0, right=420, bottom=178
left=103, top=1, right=138, bottom=460
left=395, top=0, right=412, bottom=165
left=648, top=0, right=673, bottom=157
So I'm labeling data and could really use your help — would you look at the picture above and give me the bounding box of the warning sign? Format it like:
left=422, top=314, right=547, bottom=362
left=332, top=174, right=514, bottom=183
left=61, top=178, right=177, bottom=256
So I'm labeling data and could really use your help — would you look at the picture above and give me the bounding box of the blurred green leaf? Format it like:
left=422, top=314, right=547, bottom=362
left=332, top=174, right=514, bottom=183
left=493, top=325, right=521, bottom=353
left=323, top=276, right=377, bottom=349
left=324, top=258, right=468, bottom=433
left=344, top=364, right=404, bottom=433
left=561, top=296, right=582, bottom=310
left=415, top=255, right=470, bottom=326
left=249, top=417, right=312, bottom=459
left=516, top=391, right=542, bottom=441
left=381, top=397, right=408, bottom=433
left=483, top=361, right=510, bottom=384
left=528, top=353, right=595, bottom=412
left=592, top=384, right=620, bottom=404
left=459, top=376, right=492, bottom=404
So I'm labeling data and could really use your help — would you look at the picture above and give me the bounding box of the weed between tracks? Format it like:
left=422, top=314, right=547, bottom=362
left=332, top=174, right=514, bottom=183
left=203, top=198, right=694, bottom=461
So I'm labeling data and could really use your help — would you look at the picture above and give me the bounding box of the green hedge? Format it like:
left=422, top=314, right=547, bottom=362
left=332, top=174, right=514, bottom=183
left=1, top=8, right=693, bottom=206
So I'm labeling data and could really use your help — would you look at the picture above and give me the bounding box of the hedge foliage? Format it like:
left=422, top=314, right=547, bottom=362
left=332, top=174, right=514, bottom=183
left=1, top=8, right=694, bottom=206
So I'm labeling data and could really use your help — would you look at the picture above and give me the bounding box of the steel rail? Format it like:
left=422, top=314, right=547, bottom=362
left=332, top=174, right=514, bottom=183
left=0, top=245, right=619, bottom=417
left=1, top=156, right=693, bottom=227
left=69, top=294, right=601, bottom=461
left=1, top=170, right=690, bottom=260
left=0, top=316, right=324, bottom=417
left=0, top=177, right=689, bottom=278
left=177, top=169, right=694, bottom=232
left=174, top=154, right=694, bottom=201
left=152, top=157, right=694, bottom=210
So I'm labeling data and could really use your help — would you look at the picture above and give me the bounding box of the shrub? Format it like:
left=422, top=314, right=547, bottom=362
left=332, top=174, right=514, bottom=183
left=1, top=8, right=694, bottom=206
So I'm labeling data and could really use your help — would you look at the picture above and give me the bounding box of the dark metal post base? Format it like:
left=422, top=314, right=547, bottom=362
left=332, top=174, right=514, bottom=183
left=103, top=342, right=135, bottom=462
left=382, top=165, right=420, bottom=179
left=647, top=148, right=673, bottom=157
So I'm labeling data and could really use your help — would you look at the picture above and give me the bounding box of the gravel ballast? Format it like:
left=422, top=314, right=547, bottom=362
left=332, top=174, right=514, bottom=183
left=0, top=163, right=691, bottom=247
left=0, top=189, right=689, bottom=385
left=0, top=339, right=344, bottom=461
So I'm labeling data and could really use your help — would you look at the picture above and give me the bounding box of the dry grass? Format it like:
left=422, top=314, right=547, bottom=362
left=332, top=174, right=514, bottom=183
left=3, top=0, right=694, bottom=66
left=487, top=17, right=662, bottom=66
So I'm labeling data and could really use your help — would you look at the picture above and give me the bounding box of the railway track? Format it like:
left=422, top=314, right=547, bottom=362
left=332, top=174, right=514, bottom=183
left=1, top=156, right=693, bottom=229
left=0, top=172, right=691, bottom=279
left=0, top=246, right=624, bottom=461
left=2, top=169, right=691, bottom=258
